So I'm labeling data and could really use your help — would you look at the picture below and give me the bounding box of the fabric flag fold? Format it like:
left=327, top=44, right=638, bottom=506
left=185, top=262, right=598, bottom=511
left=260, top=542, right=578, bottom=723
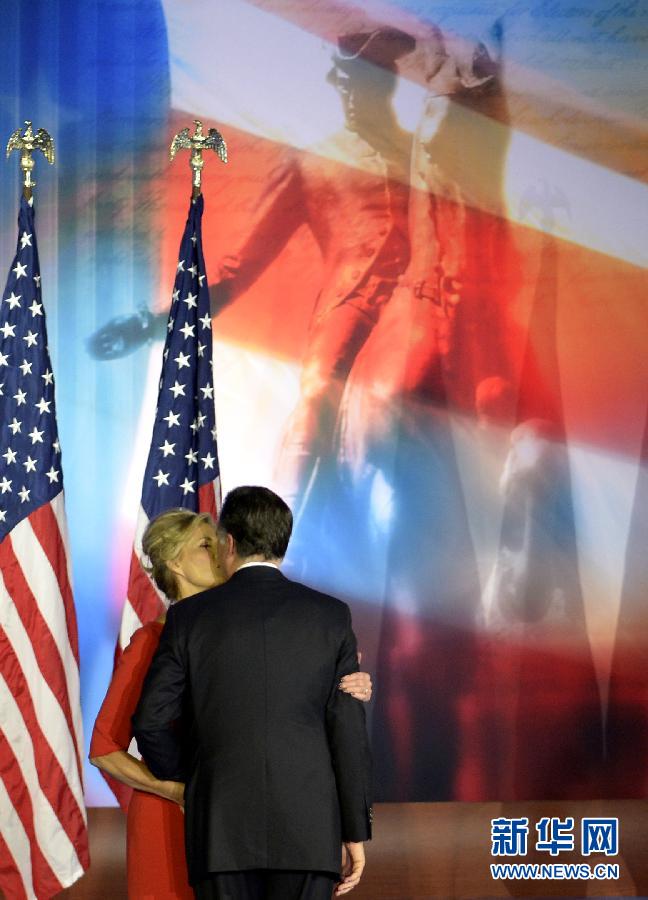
left=0, top=196, right=89, bottom=898
left=110, top=194, right=221, bottom=808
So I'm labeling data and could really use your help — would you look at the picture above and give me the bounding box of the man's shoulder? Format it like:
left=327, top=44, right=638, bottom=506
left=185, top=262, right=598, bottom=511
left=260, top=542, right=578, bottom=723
left=167, top=584, right=222, bottom=622
left=282, top=576, right=349, bottom=620
left=169, top=572, right=349, bottom=627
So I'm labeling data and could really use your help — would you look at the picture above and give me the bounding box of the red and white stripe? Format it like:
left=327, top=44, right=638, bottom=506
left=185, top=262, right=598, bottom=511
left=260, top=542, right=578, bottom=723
left=0, top=493, right=89, bottom=900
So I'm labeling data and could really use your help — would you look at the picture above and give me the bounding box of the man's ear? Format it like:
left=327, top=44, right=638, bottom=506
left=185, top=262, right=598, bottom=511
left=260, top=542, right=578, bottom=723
left=226, top=533, right=236, bottom=558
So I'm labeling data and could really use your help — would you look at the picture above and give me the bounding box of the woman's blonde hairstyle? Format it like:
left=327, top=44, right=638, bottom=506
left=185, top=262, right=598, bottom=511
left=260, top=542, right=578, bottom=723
left=141, top=509, right=214, bottom=601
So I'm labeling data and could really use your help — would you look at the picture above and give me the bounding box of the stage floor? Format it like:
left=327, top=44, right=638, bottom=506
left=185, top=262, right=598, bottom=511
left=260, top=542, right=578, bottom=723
left=53, top=801, right=648, bottom=899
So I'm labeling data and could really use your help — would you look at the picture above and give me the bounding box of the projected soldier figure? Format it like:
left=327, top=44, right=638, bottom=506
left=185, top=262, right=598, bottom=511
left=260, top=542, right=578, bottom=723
left=338, top=25, right=515, bottom=800
left=88, top=25, right=415, bottom=529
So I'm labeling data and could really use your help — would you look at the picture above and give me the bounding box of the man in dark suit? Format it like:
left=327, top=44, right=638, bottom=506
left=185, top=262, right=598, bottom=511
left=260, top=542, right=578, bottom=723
left=133, top=485, right=372, bottom=899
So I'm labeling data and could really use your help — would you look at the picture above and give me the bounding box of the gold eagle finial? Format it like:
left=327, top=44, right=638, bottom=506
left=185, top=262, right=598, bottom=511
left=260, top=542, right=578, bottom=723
left=170, top=119, right=227, bottom=198
left=6, top=121, right=55, bottom=198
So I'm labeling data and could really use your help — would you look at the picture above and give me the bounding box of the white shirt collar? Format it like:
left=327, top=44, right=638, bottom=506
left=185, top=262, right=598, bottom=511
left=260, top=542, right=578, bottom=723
left=237, top=561, right=280, bottom=571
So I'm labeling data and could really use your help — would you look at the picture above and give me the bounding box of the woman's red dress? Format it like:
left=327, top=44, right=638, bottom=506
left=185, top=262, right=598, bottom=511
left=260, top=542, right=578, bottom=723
left=90, top=621, right=193, bottom=899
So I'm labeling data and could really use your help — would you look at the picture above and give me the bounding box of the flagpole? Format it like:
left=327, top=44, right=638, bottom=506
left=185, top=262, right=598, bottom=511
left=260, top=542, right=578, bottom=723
left=169, top=118, right=227, bottom=199
left=116, top=119, right=227, bottom=669
left=1, top=122, right=90, bottom=897
left=6, top=120, right=55, bottom=201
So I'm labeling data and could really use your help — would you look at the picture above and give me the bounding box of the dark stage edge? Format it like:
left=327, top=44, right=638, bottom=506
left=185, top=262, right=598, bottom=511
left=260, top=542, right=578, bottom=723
left=20, top=802, right=648, bottom=899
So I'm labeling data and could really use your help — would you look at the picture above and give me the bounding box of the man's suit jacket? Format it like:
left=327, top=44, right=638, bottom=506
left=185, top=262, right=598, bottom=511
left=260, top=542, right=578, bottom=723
left=132, top=565, right=372, bottom=883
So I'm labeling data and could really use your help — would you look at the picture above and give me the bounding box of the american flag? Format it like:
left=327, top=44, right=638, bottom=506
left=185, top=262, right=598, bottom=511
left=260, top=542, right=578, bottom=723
left=118, top=192, right=221, bottom=652
left=0, top=196, right=89, bottom=898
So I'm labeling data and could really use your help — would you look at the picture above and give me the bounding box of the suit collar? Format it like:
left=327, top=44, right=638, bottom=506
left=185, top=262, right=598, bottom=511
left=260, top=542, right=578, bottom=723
left=229, top=565, right=286, bottom=583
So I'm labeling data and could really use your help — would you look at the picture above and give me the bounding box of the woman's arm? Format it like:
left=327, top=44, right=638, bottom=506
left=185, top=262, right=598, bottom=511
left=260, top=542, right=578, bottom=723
left=90, top=750, right=184, bottom=806
left=90, top=623, right=185, bottom=805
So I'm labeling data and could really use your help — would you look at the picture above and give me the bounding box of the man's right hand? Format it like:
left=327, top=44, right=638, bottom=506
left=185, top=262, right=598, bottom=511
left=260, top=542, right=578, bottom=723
left=336, top=841, right=365, bottom=895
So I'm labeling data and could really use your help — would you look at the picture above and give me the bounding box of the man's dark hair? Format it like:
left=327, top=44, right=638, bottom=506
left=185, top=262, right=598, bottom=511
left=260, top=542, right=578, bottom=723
left=218, top=486, right=293, bottom=560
